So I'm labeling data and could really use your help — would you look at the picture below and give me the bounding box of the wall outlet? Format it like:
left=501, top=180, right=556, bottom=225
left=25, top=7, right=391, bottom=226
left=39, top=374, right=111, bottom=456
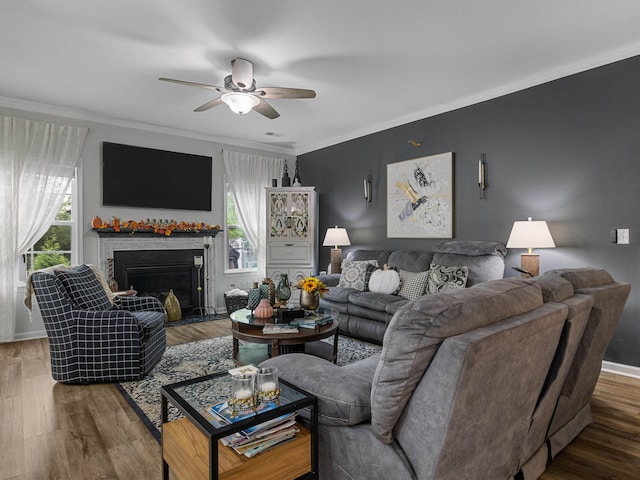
left=617, top=228, right=630, bottom=244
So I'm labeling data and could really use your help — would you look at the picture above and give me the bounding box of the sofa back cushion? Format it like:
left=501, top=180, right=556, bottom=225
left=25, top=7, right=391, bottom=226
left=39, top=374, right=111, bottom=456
left=345, top=250, right=392, bottom=270
left=395, top=302, right=567, bottom=479
left=387, top=250, right=434, bottom=273
left=370, top=278, right=544, bottom=443
left=55, top=264, right=114, bottom=311
left=431, top=240, right=506, bottom=286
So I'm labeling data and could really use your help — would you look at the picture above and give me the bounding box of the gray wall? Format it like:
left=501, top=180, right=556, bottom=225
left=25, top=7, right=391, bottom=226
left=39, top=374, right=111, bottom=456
left=299, top=55, right=640, bottom=367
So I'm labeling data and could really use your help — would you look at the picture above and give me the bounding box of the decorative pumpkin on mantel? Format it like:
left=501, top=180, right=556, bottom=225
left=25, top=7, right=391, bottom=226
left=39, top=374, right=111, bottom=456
left=368, top=264, right=400, bottom=295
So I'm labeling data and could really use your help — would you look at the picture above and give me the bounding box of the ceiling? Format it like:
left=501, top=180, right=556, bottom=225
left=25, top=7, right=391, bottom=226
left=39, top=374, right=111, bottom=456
left=3, top=1, right=640, bottom=156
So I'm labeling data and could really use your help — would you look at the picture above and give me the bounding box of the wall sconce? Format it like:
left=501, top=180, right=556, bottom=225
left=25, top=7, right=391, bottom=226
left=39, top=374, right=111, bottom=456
left=506, top=217, right=555, bottom=277
left=478, top=153, right=487, bottom=199
left=323, top=226, right=351, bottom=274
left=364, top=175, right=372, bottom=206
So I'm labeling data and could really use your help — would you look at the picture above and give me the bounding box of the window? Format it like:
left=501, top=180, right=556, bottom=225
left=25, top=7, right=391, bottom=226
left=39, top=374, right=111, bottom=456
left=226, top=182, right=257, bottom=271
left=20, top=178, right=77, bottom=280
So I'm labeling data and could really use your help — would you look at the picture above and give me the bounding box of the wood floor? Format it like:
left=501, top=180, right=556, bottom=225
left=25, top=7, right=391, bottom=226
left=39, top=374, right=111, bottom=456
left=1, top=319, right=639, bottom=479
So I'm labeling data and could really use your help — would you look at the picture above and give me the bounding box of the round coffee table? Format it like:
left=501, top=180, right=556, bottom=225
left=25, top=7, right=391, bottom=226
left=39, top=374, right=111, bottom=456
left=229, top=308, right=339, bottom=366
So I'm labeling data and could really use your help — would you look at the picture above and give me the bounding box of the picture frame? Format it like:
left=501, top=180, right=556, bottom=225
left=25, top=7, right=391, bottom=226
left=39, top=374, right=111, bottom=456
left=386, top=152, right=454, bottom=238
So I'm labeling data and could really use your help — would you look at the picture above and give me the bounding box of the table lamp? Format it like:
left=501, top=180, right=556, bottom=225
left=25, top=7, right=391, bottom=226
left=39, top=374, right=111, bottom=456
left=323, top=226, right=351, bottom=274
left=506, top=217, right=555, bottom=277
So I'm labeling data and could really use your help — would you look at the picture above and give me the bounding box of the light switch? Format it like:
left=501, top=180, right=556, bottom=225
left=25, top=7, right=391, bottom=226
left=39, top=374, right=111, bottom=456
left=617, top=228, right=630, bottom=244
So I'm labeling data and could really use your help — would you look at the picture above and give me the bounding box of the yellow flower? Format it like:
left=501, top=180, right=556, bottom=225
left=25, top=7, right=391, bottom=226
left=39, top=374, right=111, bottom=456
left=297, top=276, right=329, bottom=295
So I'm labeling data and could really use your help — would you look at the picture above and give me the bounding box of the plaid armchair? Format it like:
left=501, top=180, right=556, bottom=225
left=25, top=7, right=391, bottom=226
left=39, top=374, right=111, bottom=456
left=30, top=264, right=166, bottom=383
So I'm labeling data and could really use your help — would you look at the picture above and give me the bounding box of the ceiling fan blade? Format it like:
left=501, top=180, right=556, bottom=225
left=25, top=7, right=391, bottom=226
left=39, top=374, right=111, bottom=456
left=158, top=77, right=224, bottom=92
left=194, top=97, right=223, bottom=112
left=254, top=98, right=280, bottom=119
left=257, top=87, right=316, bottom=99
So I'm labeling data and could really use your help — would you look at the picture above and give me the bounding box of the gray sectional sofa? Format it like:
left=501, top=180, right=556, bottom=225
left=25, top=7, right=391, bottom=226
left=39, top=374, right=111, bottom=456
left=318, top=240, right=507, bottom=343
left=263, top=267, right=630, bottom=480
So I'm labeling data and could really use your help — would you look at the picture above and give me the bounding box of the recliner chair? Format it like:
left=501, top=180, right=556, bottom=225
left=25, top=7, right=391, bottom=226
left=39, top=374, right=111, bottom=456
left=29, top=264, right=166, bottom=383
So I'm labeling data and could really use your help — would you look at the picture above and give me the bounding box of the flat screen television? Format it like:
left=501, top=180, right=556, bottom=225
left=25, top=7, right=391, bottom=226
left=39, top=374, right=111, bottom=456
left=102, top=142, right=212, bottom=211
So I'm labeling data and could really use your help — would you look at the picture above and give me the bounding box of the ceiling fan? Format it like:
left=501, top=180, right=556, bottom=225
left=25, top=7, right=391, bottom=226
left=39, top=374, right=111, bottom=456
left=159, top=58, right=316, bottom=119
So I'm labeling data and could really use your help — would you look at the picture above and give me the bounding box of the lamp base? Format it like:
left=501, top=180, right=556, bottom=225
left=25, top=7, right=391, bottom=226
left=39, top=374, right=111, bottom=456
left=520, top=254, right=540, bottom=277
left=330, top=248, right=343, bottom=274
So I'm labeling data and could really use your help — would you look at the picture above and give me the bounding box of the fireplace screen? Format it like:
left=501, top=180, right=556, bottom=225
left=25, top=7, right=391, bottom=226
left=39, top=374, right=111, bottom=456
left=114, top=249, right=205, bottom=315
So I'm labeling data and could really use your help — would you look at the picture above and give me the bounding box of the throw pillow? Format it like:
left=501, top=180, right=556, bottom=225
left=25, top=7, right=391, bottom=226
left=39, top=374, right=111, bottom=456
left=426, top=263, right=469, bottom=294
left=368, top=265, right=401, bottom=295
left=338, top=260, right=379, bottom=291
left=397, top=270, right=429, bottom=300
left=56, top=264, right=114, bottom=311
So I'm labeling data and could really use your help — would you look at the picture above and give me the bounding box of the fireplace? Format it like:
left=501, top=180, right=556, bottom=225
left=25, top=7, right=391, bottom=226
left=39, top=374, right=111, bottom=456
left=97, top=233, right=218, bottom=314
left=114, top=249, right=205, bottom=315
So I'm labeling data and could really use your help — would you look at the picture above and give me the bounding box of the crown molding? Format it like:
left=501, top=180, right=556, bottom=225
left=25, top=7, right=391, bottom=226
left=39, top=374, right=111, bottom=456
left=294, top=43, right=640, bottom=155
left=0, top=96, right=296, bottom=156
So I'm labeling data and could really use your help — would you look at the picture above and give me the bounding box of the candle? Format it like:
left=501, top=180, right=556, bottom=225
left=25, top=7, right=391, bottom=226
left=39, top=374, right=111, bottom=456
left=235, top=389, right=253, bottom=400
left=260, top=381, right=277, bottom=393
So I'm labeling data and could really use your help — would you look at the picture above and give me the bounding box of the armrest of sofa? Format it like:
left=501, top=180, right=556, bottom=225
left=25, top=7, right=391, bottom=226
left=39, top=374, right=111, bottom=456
left=115, top=295, right=165, bottom=312
left=317, top=273, right=341, bottom=287
left=260, top=353, right=379, bottom=426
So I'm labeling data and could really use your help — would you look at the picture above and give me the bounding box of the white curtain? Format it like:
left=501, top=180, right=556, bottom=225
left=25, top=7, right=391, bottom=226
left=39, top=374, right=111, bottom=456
left=223, top=150, right=284, bottom=277
left=0, top=116, right=88, bottom=342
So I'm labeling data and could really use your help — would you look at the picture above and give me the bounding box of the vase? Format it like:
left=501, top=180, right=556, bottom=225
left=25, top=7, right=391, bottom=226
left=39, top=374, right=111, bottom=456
left=276, top=274, right=291, bottom=304
left=300, top=290, right=320, bottom=311
left=254, top=298, right=274, bottom=319
left=164, top=289, right=182, bottom=322
left=261, top=278, right=276, bottom=306
left=247, top=282, right=262, bottom=313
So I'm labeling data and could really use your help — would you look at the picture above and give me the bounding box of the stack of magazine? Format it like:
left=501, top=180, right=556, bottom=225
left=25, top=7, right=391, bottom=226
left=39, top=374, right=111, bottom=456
left=290, top=312, right=333, bottom=329
left=207, top=400, right=300, bottom=458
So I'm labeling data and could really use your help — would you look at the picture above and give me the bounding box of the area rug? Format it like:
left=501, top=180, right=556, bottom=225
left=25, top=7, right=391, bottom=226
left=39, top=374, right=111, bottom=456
left=115, top=335, right=382, bottom=442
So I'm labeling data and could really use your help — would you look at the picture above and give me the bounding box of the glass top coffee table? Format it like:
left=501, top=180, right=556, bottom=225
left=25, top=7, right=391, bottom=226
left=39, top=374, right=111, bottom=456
left=161, top=371, right=318, bottom=479
left=229, top=308, right=339, bottom=366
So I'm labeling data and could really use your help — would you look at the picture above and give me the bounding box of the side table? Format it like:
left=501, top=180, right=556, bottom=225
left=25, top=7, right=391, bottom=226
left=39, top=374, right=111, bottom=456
left=161, top=371, right=318, bottom=480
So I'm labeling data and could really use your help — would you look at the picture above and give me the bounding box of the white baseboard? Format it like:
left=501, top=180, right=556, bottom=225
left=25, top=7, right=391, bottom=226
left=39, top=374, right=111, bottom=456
left=13, top=330, right=47, bottom=342
left=601, top=360, right=640, bottom=379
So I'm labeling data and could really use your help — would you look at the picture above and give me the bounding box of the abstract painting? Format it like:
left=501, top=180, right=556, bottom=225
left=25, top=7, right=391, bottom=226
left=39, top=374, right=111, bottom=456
left=387, top=152, right=454, bottom=238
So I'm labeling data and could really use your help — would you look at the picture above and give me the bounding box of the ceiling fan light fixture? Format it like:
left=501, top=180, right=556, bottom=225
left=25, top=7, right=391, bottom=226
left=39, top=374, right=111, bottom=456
left=221, top=92, right=259, bottom=115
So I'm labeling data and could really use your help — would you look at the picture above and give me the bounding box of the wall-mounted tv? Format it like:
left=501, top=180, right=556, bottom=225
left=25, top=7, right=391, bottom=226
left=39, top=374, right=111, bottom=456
left=102, top=142, right=212, bottom=211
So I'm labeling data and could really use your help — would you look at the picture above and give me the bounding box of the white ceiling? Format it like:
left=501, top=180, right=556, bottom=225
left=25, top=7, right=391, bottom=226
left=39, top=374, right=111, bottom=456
left=3, top=1, right=640, bottom=156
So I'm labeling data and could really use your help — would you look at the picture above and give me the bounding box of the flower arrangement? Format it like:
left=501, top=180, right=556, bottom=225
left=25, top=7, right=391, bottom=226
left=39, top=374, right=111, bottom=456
left=296, top=276, right=329, bottom=296
left=91, top=216, right=220, bottom=237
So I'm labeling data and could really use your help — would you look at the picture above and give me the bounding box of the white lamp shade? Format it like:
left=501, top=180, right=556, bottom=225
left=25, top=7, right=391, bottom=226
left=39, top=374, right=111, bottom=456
left=506, top=218, right=555, bottom=250
left=221, top=92, right=259, bottom=114
left=323, top=226, right=351, bottom=248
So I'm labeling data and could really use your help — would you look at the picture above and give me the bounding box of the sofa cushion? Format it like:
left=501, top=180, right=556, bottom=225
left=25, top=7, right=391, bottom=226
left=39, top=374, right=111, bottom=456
left=531, top=273, right=575, bottom=303
left=348, top=291, right=407, bottom=313
left=370, top=278, right=544, bottom=444
left=323, top=286, right=360, bottom=303
left=55, top=264, right=114, bottom=311
left=260, top=353, right=378, bottom=426
left=546, top=267, right=615, bottom=290
left=387, top=250, right=434, bottom=273
left=338, top=260, right=379, bottom=291
left=426, top=264, right=468, bottom=294
left=397, top=270, right=429, bottom=300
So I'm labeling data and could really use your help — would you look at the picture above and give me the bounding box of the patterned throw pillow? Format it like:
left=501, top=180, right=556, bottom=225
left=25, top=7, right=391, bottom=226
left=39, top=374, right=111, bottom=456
left=338, top=260, right=379, bottom=291
left=397, top=270, right=430, bottom=300
left=426, top=264, right=469, bottom=294
left=56, top=264, right=114, bottom=311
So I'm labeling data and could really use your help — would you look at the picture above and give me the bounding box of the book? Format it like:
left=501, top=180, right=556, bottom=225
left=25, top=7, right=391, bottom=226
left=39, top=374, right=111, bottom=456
left=262, top=324, right=299, bottom=334
left=290, top=314, right=333, bottom=329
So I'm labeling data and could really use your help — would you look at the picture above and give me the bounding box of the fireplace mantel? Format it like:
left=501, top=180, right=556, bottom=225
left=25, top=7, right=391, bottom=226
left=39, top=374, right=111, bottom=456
left=97, top=235, right=217, bottom=312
